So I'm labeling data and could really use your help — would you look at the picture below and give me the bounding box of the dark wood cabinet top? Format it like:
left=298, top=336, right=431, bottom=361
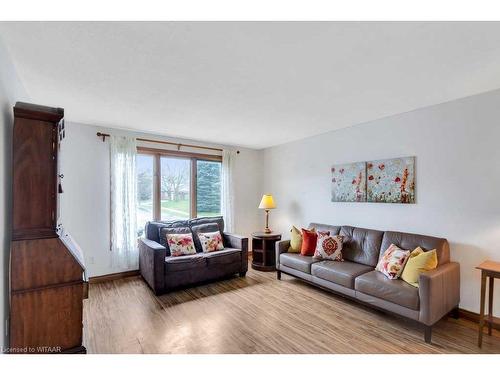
left=14, top=102, right=64, bottom=122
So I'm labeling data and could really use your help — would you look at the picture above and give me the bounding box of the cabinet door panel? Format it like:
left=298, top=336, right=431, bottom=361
left=10, top=238, right=84, bottom=291
left=10, top=284, right=84, bottom=352
left=13, top=118, right=57, bottom=240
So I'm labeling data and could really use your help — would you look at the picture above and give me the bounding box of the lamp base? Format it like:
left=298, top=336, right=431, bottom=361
left=264, top=209, right=272, bottom=234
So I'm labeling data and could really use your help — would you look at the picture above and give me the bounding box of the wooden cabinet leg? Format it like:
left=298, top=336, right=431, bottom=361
left=277, top=270, right=281, bottom=280
left=488, top=276, right=494, bottom=336
left=478, top=272, right=487, bottom=348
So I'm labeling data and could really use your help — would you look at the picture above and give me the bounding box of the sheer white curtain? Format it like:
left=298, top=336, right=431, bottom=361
left=221, top=149, right=235, bottom=233
left=110, top=135, right=138, bottom=269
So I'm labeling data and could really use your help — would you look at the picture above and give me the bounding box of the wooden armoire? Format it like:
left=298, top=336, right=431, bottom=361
left=10, top=102, right=87, bottom=354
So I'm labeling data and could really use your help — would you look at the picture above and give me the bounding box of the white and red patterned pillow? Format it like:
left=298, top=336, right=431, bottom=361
left=376, top=244, right=410, bottom=279
left=313, top=231, right=344, bottom=261
left=198, top=231, right=224, bottom=253
left=167, top=233, right=196, bottom=257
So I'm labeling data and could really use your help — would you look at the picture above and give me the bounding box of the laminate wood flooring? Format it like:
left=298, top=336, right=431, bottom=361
left=83, top=269, right=500, bottom=354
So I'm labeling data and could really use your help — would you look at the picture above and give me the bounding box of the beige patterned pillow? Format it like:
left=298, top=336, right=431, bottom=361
left=198, top=231, right=224, bottom=253
left=167, top=233, right=196, bottom=257
left=376, top=244, right=410, bottom=279
left=313, top=231, right=344, bottom=261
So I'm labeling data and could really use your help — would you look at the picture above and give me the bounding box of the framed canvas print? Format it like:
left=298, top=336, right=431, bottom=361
left=366, top=156, right=415, bottom=203
left=331, top=162, right=366, bottom=202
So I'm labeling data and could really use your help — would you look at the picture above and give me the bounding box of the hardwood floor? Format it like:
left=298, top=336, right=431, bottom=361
left=83, top=268, right=500, bottom=354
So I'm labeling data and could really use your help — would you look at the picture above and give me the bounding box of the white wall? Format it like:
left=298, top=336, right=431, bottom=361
left=60, top=122, right=262, bottom=277
left=0, top=54, right=11, bottom=354
left=263, top=89, right=500, bottom=315
left=0, top=38, right=28, bottom=351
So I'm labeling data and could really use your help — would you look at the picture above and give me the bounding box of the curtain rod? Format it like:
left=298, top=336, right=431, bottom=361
left=95, top=132, right=238, bottom=153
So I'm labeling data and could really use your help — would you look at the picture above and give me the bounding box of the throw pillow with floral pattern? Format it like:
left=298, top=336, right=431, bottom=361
left=167, top=233, right=196, bottom=257
left=376, top=244, right=410, bottom=279
left=198, top=231, right=224, bottom=253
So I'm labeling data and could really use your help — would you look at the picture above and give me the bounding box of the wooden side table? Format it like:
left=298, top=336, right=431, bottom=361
left=251, top=232, right=282, bottom=271
left=476, top=260, right=500, bottom=348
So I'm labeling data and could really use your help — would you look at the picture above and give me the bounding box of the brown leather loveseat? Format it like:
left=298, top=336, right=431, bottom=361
left=139, top=217, right=248, bottom=295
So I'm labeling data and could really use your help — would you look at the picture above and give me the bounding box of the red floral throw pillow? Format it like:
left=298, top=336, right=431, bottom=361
left=314, top=232, right=344, bottom=261
left=300, top=228, right=318, bottom=256
left=376, top=244, right=410, bottom=279
left=166, top=233, right=196, bottom=257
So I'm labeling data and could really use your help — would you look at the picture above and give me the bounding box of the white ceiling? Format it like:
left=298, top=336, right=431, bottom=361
left=1, top=22, right=500, bottom=149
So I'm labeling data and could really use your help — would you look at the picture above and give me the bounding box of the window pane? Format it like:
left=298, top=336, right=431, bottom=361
left=161, top=157, right=190, bottom=220
left=196, top=160, right=221, bottom=217
left=136, top=154, right=154, bottom=237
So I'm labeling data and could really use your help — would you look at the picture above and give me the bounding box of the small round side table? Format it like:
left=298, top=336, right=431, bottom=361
left=251, top=232, right=282, bottom=271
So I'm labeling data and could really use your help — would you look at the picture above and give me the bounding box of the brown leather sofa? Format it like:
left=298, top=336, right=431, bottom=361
left=275, top=223, right=460, bottom=343
left=139, top=217, right=248, bottom=295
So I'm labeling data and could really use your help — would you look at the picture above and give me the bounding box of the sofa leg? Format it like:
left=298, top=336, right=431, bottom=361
left=451, top=306, right=460, bottom=319
left=424, top=325, right=432, bottom=344
left=277, top=270, right=281, bottom=280
left=239, top=271, right=247, bottom=277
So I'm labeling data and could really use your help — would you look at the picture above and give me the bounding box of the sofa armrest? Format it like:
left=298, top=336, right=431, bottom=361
left=275, top=240, right=290, bottom=269
left=223, top=233, right=247, bottom=249
left=224, top=233, right=249, bottom=273
left=419, top=261, right=460, bottom=326
left=139, top=238, right=167, bottom=295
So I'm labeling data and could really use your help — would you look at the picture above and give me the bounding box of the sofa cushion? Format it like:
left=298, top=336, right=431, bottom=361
left=311, top=261, right=373, bottom=289
left=198, top=231, right=225, bottom=253
left=288, top=226, right=302, bottom=253
left=164, top=248, right=241, bottom=273
left=313, top=232, right=344, bottom=261
left=300, top=228, right=318, bottom=256
left=164, top=253, right=206, bottom=272
left=340, top=226, right=384, bottom=267
left=191, top=223, right=221, bottom=252
left=203, top=248, right=241, bottom=266
left=280, top=253, right=319, bottom=274
left=166, top=233, right=197, bottom=257
left=380, top=231, right=449, bottom=265
left=401, top=247, right=438, bottom=287
left=355, top=270, right=420, bottom=310
left=146, top=220, right=189, bottom=244
left=189, top=216, right=224, bottom=232
left=375, top=244, right=410, bottom=280
left=309, top=223, right=341, bottom=235
left=159, top=226, right=191, bottom=255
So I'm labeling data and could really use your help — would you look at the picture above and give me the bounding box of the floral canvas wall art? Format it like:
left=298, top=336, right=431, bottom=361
left=331, top=162, right=366, bottom=202
left=366, top=157, right=415, bottom=203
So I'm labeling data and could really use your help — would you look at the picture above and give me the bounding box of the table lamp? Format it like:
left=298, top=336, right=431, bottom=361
left=258, top=194, right=276, bottom=234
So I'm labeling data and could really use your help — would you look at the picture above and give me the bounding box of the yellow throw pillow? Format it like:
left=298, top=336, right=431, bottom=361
left=401, top=247, right=438, bottom=287
left=288, top=226, right=302, bottom=253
